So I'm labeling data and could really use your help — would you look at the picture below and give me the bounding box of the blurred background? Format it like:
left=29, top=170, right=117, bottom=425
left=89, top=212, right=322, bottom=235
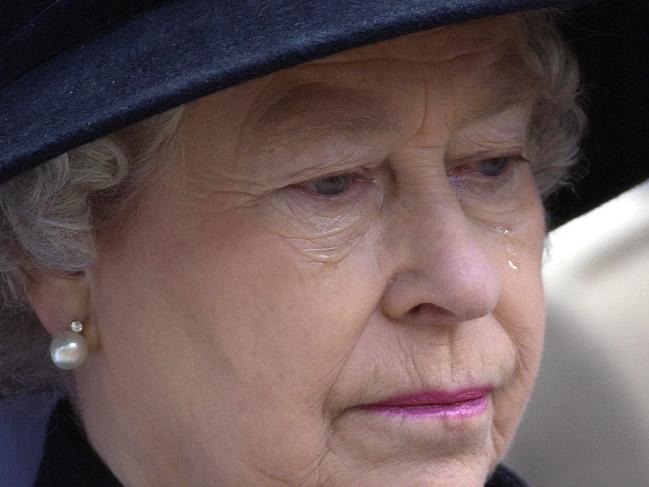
left=507, top=180, right=649, bottom=486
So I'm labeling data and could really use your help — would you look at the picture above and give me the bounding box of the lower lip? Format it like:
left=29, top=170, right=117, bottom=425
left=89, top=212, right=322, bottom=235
left=360, top=394, right=489, bottom=419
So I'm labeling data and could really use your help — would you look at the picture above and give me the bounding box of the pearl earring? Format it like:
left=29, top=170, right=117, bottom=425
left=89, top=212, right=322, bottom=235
left=50, top=320, right=88, bottom=370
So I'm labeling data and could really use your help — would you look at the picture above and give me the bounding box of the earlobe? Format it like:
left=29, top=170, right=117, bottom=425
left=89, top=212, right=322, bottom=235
left=26, top=272, right=90, bottom=337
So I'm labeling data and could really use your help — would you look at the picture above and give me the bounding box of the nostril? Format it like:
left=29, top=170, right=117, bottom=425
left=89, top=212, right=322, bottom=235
left=410, top=303, right=453, bottom=319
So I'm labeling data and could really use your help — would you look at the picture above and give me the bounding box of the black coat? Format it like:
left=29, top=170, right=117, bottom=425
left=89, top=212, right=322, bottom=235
left=35, top=399, right=528, bottom=487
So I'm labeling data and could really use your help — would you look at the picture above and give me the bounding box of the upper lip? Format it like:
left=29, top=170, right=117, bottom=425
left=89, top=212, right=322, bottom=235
left=361, top=387, right=492, bottom=408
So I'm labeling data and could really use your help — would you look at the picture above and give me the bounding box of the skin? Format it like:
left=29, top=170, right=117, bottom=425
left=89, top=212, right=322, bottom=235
left=31, top=14, right=546, bottom=487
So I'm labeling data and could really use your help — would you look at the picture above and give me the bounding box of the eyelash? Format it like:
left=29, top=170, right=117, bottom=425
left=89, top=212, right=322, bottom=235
left=293, top=154, right=526, bottom=199
left=449, top=154, right=525, bottom=177
left=292, top=169, right=376, bottom=199
left=446, top=154, right=526, bottom=196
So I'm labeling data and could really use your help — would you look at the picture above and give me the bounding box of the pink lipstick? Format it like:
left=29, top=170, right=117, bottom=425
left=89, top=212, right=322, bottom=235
left=359, top=387, right=491, bottom=418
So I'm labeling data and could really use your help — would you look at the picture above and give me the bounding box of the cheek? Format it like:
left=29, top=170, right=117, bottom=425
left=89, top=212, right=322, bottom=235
left=100, top=203, right=386, bottom=468
left=487, top=187, right=545, bottom=455
left=491, top=277, right=544, bottom=460
left=88, top=200, right=389, bottom=481
left=173, top=211, right=388, bottom=471
left=259, top=177, right=384, bottom=264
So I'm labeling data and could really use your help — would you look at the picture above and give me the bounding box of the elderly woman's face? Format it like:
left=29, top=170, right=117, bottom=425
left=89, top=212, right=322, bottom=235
left=78, top=15, right=545, bottom=486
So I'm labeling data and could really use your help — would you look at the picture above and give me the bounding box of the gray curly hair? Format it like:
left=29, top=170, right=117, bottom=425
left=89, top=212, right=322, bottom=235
left=0, top=107, right=184, bottom=398
left=0, top=10, right=585, bottom=398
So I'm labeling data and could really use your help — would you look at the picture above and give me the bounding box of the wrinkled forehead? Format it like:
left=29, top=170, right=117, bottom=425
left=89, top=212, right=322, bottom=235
left=183, top=14, right=536, bottom=160
left=277, top=22, right=526, bottom=116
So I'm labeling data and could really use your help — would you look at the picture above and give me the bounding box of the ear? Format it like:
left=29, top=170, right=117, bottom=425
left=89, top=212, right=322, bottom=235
left=26, top=272, right=90, bottom=336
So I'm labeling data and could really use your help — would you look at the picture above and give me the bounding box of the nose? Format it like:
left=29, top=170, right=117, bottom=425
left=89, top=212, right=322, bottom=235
left=380, top=196, right=501, bottom=327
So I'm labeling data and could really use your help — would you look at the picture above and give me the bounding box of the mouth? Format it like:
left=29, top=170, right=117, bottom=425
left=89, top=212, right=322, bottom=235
left=357, top=387, right=491, bottom=419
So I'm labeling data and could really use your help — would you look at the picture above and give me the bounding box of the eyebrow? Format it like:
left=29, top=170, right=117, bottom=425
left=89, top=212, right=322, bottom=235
left=456, top=86, right=537, bottom=131
left=456, top=53, right=540, bottom=130
left=243, top=69, right=538, bottom=157
left=244, top=83, right=397, bottom=149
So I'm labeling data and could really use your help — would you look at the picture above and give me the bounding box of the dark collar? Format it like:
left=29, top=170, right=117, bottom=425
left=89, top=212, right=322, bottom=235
left=34, top=399, right=121, bottom=487
left=35, top=399, right=528, bottom=486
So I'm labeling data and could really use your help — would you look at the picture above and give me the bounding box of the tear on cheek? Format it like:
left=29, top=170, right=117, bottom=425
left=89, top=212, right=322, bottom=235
left=262, top=189, right=382, bottom=264
left=283, top=229, right=367, bottom=264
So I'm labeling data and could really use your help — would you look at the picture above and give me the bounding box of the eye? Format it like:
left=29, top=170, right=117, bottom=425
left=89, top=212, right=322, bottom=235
left=308, top=174, right=355, bottom=196
left=448, top=154, right=526, bottom=180
left=295, top=172, right=367, bottom=198
left=478, top=157, right=510, bottom=177
left=447, top=153, right=529, bottom=202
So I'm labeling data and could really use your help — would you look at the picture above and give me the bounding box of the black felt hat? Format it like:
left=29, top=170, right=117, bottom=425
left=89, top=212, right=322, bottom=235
left=1, top=0, right=646, bottom=228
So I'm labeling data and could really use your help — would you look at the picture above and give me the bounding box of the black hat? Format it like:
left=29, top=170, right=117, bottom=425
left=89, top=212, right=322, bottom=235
left=1, top=0, right=646, bottom=228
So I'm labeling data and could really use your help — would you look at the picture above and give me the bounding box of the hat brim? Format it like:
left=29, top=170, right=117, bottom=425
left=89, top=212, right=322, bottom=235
left=0, top=0, right=646, bottom=228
